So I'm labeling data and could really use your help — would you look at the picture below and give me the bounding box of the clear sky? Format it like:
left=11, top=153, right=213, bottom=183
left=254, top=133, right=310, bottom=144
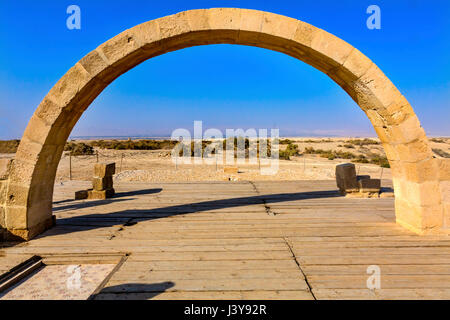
left=0, top=0, right=449, bottom=139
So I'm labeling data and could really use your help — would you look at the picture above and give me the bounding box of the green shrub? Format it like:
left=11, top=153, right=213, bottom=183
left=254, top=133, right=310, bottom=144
left=335, top=151, right=356, bottom=159
left=65, top=142, right=94, bottom=156
left=279, top=150, right=291, bottom=160
left=346, top=138, right=379, bottom=146
left=279, top=139, right=293, bottom=145
left=369, top=156, right=390, bottom=168
left=89, top=139, right=177, bottom=150
left=286, top=143, right=299, bottom=154
left=303, top=138, right=332, bottom=143
left=278, top=143, right=299, bottom=160
left=352, top=154, right=369, bottom=164
left=303, top=147, right=315, bottom=154
left=303, top=146, right=389, bottom=167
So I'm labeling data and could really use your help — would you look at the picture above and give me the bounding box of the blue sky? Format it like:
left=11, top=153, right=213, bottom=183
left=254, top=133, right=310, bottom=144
left=0, top=0, right=449, bottom=139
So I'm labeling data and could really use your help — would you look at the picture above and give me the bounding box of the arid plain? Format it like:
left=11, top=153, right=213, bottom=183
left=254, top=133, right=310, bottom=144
left=2, top=137, right=448, bottom=184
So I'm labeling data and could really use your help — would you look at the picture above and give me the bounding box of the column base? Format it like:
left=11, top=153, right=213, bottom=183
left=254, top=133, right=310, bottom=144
left=2, top=215, right=55, bottom=241
left=396, top=217, right=447, bottom=235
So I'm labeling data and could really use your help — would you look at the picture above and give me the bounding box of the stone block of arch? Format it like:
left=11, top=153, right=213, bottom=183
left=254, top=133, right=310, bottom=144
left=0, top=8, right=448, bottom=240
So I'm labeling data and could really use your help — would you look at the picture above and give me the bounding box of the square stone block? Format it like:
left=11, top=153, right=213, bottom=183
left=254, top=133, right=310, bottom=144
left=92, top=176, right=113, bottom=191
left=0, top=205, right=5, bottom=228
left=358, top=178, right=381, bottom=193
left=5, top=206, right=28, bottom=229
left=94, top=163, right=116, bottom=178
left=88, top=188, right=115, bottom=200
left=438, top=158, right=450, bottom=181
left=0, top=159, right=12, bottom=180
left=357, top=175, right=371, bottom=181
left=0, top=181, right=7, bottom=204
left=75, top=190, right=88, bottom=200
left=335, top=163, right=358, bottom=192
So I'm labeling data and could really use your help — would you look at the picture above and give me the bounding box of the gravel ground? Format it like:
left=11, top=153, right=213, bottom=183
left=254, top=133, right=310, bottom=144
left=2, top=137, right=449, bottom=183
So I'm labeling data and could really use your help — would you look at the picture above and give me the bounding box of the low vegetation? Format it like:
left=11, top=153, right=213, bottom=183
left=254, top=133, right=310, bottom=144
left=279, top=142, right=299, bottom=160
left=279, top=139, right=293, bottom=145
left=432, top=148, right=450, bottom=158
left=430, top=138, right=447, bottom=143
left=0, top=140, right=20, bottom=153
left=64, top=142, right=94, bottom=156
left=303, top=146, right=390, bottom=167
left=89, top=139, right=177, bottom=150
left=345, top=138, right=380, bottom=146
left=0, top=138, right=398, bottom=167
left=302, top=139, right=333, bottom=143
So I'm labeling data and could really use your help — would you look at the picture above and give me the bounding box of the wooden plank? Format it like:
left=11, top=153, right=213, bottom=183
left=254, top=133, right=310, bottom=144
left=289, top=241, right=450, bottom=248
left=292, top=247, right=450, bottom=255
left=3, top=180, right=450, bottom=300
left=118, top=260, right=299, bottom=271
left=102, top=278, right=309, bottom=292
left=298, top=255, right=450, bottom=265
left=287, top=235, right=446, bottom=242
left=25, top=237, right=286, bottom=247
left=94, top=290, right=314, bottom=300
left=110, top=269, right=304, bottom=281
left=313, top=288, right=450, bottom=300
left=308, top=275, right=450, bottom=289
left=8, top=243, right=289, bottom=253
left=302, top=265, right=450, bottom=275
left=127, top=251, right=293, bottom=261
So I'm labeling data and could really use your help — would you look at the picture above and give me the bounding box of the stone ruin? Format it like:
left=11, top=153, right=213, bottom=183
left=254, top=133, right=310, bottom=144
left=335, top=163, right=392, bottom=198
left=75, top=163, right=116, bottom=200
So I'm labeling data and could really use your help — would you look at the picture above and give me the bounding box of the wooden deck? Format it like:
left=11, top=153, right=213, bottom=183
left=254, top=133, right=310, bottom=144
left=2, top=180, right=450, bottom=299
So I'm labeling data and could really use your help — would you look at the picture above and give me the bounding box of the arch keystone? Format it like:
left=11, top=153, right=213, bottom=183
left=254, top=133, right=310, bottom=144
left=186, top=9, right=211, bottom=31
left=207, top=8, right=242, bottom=31
left=260, top=12, right=299, bottom=40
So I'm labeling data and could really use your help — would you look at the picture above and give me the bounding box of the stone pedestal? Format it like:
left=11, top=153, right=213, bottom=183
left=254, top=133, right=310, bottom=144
left=335, top=163, right=359, bottom=195
left=336, top=163, right=382, bottom=197
left=75, top=163, right=115, bottom=200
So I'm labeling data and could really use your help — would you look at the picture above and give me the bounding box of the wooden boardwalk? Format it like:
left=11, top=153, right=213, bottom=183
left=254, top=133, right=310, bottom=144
left=2, top=180, right=450, bottom=299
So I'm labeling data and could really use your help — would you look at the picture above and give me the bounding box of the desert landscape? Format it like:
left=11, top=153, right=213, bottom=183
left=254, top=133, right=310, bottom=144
left=2, top=136, right=449, bottom=184
left=1, top=4, right=449, bottom=303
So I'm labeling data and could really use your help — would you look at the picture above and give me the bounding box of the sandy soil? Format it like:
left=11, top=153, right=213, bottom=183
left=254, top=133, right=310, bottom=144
left=1, top=137, right=449, bottom=183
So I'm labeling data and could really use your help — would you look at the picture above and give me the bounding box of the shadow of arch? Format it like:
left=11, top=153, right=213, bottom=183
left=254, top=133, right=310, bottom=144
left=92, top=281, right=175, bottom=300
left=52, top=189, right=163, bottom=212
left=114, top=188, right=163, bottom=198
left=47, top=189, right=343, bottom=236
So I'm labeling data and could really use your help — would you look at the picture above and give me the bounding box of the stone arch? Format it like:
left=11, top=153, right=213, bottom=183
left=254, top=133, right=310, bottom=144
left=1, top=8, right=448, bottom=240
